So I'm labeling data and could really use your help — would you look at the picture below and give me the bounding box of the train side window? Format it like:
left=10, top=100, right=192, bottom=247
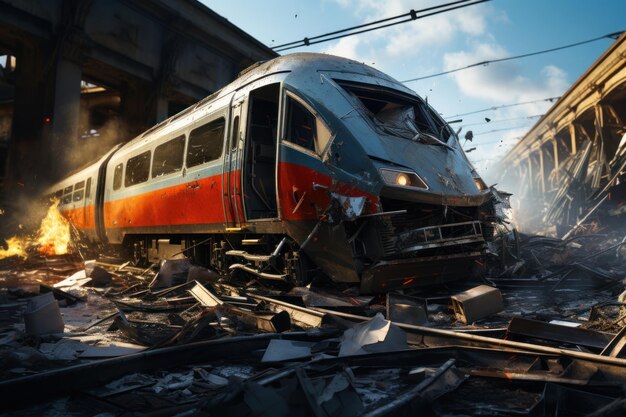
left=113, top=164, right=123, bottom=190
left=73, top=180, right=85, bottom=202
left=85, top=178, right=91, bottom=198
left=152, top=135, right=185, bottom=178
left=62, top=186, right=73, bottom=204
left=187, top=118, right=225, bottom=168
left=73, top=189, right=84, bottom=202
left=285, top=97, right=331, bottom=155
left=125, top=151, right=151, bottom=187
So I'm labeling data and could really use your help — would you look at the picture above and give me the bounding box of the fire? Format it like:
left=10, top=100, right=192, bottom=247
left=36, top=199, right=71, bottom=256
left=0, top=236, right=28, bottom=259
left=0, top=200, right=71, bottom=260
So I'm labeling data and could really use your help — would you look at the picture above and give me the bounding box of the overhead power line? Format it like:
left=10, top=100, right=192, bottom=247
left=462, top=114, right=543, bottom=127
left=272, top=0, right=491, bottom=52
left=446, top=96, right=560, bottom=119
left=473, top=136, right=523, bottom=147
left=403, top=31, right=624, bottom=83
left=473, top=126, right=531, bottom=137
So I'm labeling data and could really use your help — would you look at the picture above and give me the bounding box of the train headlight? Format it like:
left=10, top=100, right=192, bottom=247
left=396, top=173, right=410, bottom=186
left=474, top=177, right=488, bottom=191
left=380, top=169, right=428, bottom=190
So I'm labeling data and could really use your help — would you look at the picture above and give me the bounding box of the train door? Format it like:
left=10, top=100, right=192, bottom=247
left=242, top=83, right=280, bottom=220
left=222, top=96, right=246, bottom=228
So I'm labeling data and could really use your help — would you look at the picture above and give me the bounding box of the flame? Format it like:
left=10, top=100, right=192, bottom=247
left=0, top=236, right=28, bottom=259
left=36, top=199, right=71, bottom=256
left=0, top=199, right=71, bottom=260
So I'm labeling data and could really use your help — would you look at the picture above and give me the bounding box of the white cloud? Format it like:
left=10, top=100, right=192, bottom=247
left=443, top=42, right=569, bottom=113
left=323, top=36, right=362, bottom=61
left=444, top=42, right=570, bottom=173
left=325, top=0, right=494, bottom=63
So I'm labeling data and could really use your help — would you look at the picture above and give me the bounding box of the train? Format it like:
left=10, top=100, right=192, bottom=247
left=47, top=53, right=497, bottom=293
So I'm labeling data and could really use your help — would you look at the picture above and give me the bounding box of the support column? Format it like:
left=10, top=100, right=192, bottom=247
left=594, top=105, right=605, bottom=148
left=538, top=147, right=546, bottom=194
left=6, top=41, right=82, bottom=193
left=569, top=124, right=577, bottom=155
left=527, top=156, right=533, bottom=193
left=153, top=31, right=182, bottom=123
left=120, top=81, right=155, bottom=139
left=155, top=97, right=169, bottom=123
left=48, top=56, right=82, bottom=179
left=552, top=138, right=560, bottom=182
left=6, top=39, right=48, bottom=195
left=46, top=0, right=92, bottom=180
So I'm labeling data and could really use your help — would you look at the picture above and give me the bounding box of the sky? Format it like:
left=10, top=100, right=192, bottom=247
left=201, top=0, right=625, bottom=181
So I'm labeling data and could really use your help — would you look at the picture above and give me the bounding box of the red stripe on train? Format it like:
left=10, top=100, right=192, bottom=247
left=61, top=163, right=379, bottom=231
left=278, top=161, right=379, bottom=221
left=103, top=173, right=226, bottom=228
left=59, top=205, right=96, bottom=230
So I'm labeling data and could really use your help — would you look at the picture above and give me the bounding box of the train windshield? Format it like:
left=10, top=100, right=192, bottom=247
left=337, top=80, right=453, bottom=144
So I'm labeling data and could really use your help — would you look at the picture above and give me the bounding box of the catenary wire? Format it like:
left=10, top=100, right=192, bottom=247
left=473, top=125, right=532, bottom=137
left=273, top=0, right=491, bottom=52
left=446, top=96, right=560, bottom=118
left=271, top=0, right=474, bottom=49
left=462, top=114, right=543, bottom=127
left=402, top=31, right=624, bottom=83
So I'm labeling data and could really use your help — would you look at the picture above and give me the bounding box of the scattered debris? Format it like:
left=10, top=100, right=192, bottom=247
left=261, top=339, right=315, bottom=362
left=52, top=270, right=91, bottom=288
left=23, top=292, right=64, bottom=336
left=1, top=222, right=626, bottom=416
left=339, top=313, right=407, bottom=357
left=451, top=285, right=504, bottom=324
left=386, top=293, right=428, bottom=325
left=149, top=258, right=192, bottom=289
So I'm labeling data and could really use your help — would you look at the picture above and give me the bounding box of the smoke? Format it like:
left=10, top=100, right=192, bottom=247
left=0, top=191, right=52, bottom=240
left=62, top=115, right=130, bottom=174
left=1, top=114, right=133, bottom=241
left=489, top=164, right=550, bottom=234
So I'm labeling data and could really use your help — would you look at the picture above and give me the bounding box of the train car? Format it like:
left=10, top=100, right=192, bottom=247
left=47, top=53, right=497, bottom=293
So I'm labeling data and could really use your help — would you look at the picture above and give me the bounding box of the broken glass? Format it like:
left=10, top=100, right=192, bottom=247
left=125, top=151, right=150, bottom=187
left=187, top=118, right=225, bottom=168
left=337, top=80, right=453, bottom=145
left=152, top=135, right=185, bottom=178
left=113, top=164, right=123, bottom=190
left=72, top=189, right=84, bottom=202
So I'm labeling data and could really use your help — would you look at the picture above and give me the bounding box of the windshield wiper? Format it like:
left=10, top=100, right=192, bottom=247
left=412, top=132, right=453, bottom=150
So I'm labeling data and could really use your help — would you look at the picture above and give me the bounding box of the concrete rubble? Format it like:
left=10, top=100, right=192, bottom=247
left=0, top=225, right=625, bottom=417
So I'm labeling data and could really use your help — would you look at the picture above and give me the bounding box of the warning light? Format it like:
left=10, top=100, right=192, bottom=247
left=44, top=117, right=51, bottom=123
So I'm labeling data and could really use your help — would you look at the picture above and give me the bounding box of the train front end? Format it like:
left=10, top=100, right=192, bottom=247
left=286, top=57, right=500, bottom=293
left=337, top=80, right=497, bottom=292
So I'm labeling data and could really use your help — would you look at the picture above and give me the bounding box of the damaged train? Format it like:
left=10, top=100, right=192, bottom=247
left=47, top=53, right=500, bottom=293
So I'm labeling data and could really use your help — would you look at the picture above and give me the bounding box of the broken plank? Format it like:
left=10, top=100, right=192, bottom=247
left=507, top=317, right=613, bottom=350
left=187, top=281, right=223, bottom=307
left=39, top=283, right=84, bottom=304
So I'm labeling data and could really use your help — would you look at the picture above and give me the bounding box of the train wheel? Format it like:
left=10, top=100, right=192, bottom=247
left=127, top=237, right=149, bottom=267
left=284, top=249, right=317, bottom=287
